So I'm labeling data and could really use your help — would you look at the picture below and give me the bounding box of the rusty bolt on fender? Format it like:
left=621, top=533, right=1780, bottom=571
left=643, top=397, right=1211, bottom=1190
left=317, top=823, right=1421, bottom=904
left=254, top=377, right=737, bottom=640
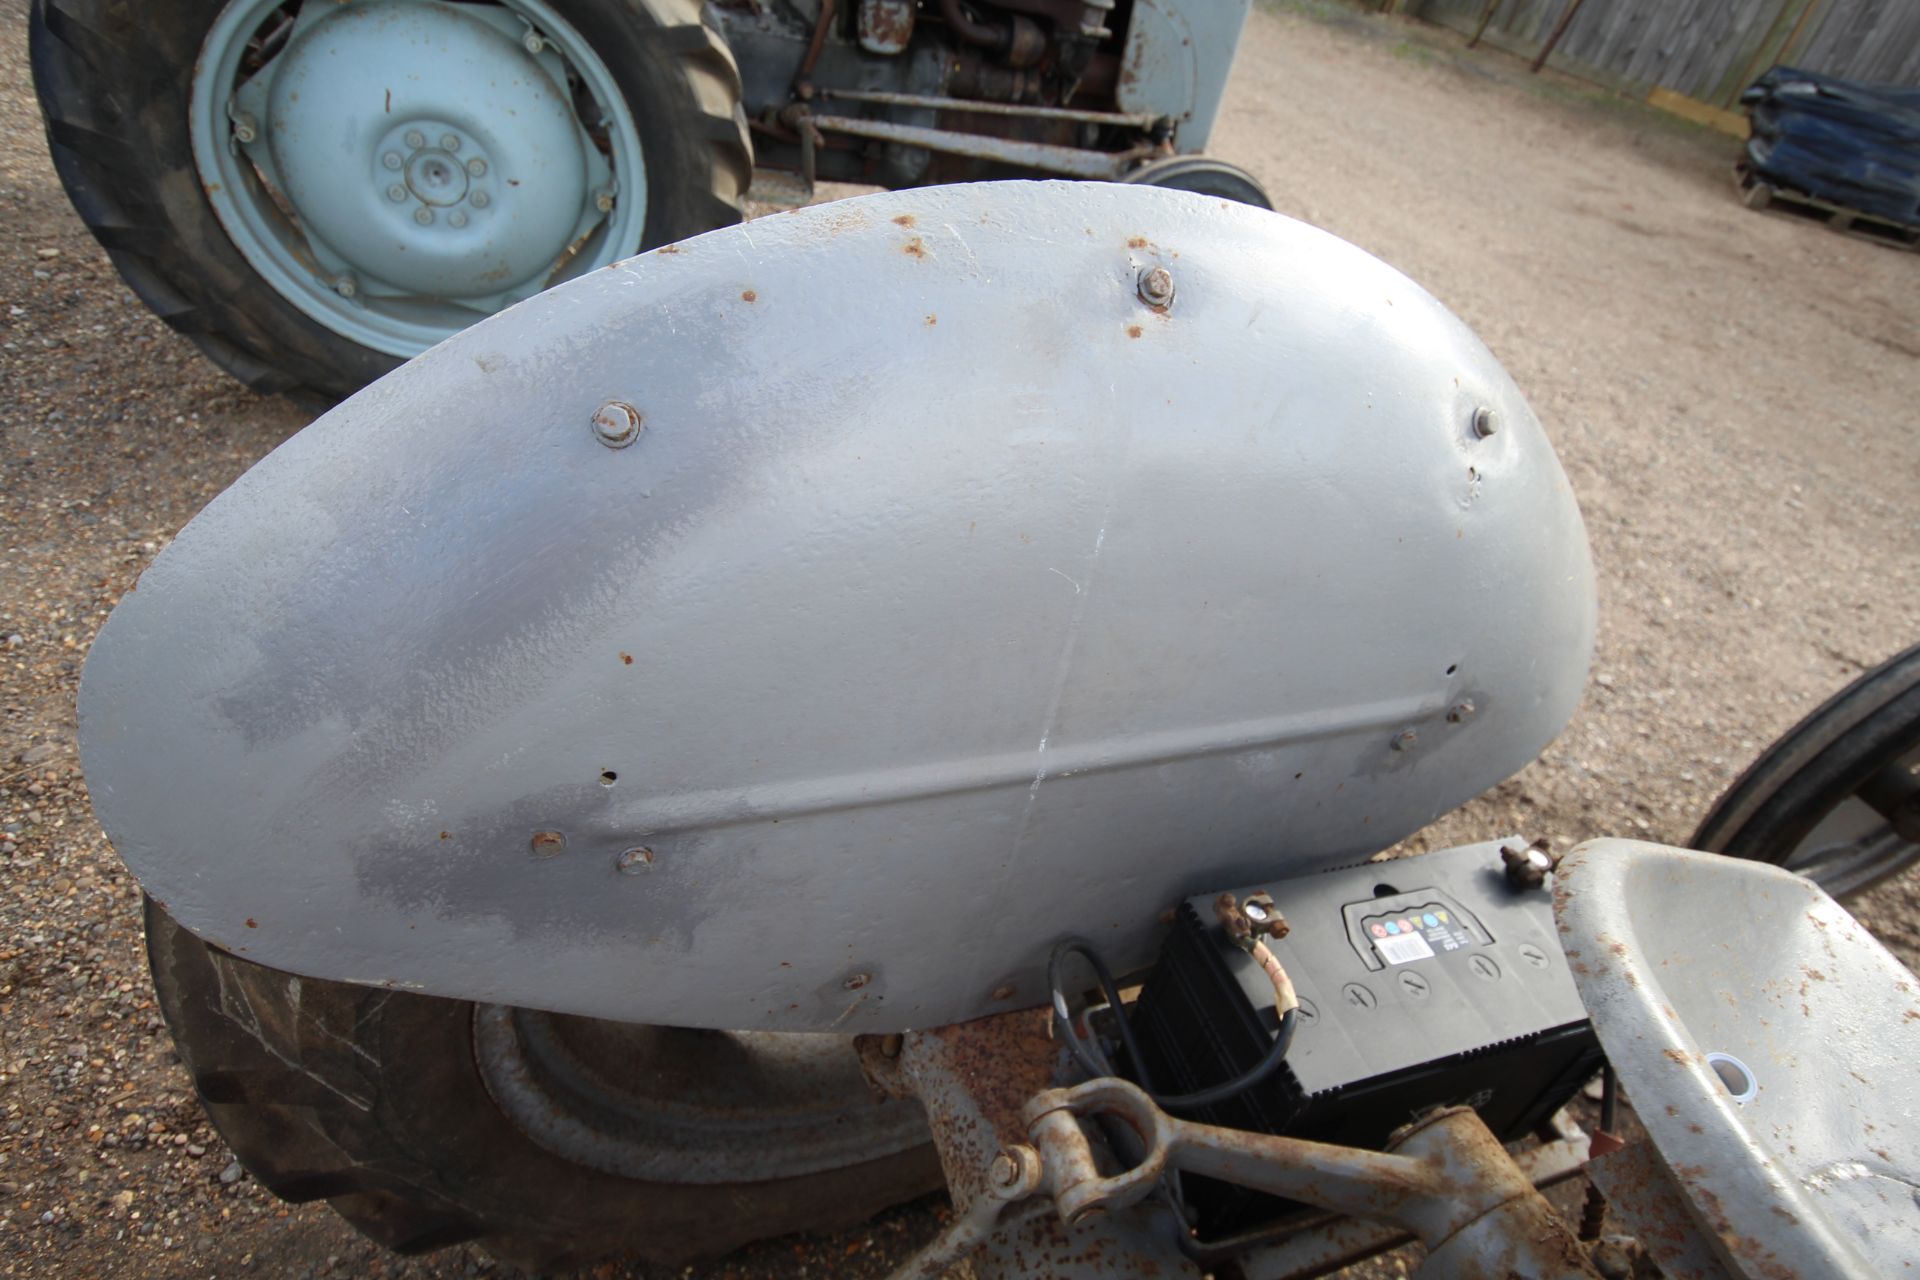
left=844, top=972, right=872, bottom=991
left=591, top=401, right=643, bottom=449
left=1447, top=700, right=1476, bottom=723
left=1392, top=728, right=1418, bottom=752
left=529, top=830, right=566, bottom=857
left=1136, top=264, right=1175, bottom=309
left=615, top=845, right=653, bottom=874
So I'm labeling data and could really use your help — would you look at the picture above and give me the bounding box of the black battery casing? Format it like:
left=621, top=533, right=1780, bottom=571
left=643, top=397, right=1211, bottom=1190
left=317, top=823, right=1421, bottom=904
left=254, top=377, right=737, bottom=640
left=1128, top=839, right=1602, bottom=1235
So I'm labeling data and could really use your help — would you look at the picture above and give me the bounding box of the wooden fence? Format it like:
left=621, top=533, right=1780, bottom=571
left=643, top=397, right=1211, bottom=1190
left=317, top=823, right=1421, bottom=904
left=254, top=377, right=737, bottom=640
left=1408, top=0, right=1920, bottom=111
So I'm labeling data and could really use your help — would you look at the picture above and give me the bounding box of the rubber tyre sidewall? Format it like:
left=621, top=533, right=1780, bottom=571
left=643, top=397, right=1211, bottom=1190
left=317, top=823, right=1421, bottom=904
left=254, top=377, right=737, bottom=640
left=144, top=899, right=940, bottom=1267
left=1691, top=641, right=1920, bottom=898
left=30, top=0, right=748, bottom=401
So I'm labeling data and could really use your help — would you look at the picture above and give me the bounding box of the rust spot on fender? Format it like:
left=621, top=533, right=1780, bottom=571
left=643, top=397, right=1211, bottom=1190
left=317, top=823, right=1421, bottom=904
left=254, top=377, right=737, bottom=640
left=656, top=244, right=681, bottom=254
left=741, top=289, right=757, bottom=303
left=925, top=314, right=937, bottom=325
left=903, top=237, right=926, bottom=258
left=893, top=214, right=916, bottom=227
left=1127, top=324, right=1143, bottom=339
left=620, top=652, right=634, bottom=665
left=1127, top=236, right=1148, bottom=249
left=245, top=918, right=257, bottom=929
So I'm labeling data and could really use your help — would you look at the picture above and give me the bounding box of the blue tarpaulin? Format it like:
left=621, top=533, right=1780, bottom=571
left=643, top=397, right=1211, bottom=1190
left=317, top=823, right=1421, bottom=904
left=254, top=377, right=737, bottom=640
left=1742, top=67, right=1920, bottom=230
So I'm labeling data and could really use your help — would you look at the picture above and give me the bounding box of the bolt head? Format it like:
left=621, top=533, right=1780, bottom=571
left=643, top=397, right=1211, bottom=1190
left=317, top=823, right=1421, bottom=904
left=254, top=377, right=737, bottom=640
left=440, top=133, right=461, bottom=152
left=413, top=206, right=434, bottom=226
left=990, top=983, right=1015, bottom=1001
left=382, top=151, right=403, bottom=171
left=1446, top=700, right=1476, bottom=724
left=595, top=190, right=615, bottom=213
left=523, top=30, right=544, bottom=54
left=404, top=128, right=426, bottom=149
left=1137, top=264, right=1175, bottom=308
left=448, top=210, right=468, bottom=229
left=467, top=156, right=488, bottom=177
left=989, top=1152, right=1020, bottom=1188
left=471, top=190, right=491, bottom=209
left=387, top=184, right=407, bottom=203
left=591, top=400, right=643, bottom=448
left=1392, top=729, right=1418, bottom=752
left=333, top=275, right=356, bottom=298
left=843, top=972, right=871, bottom=991
left=232, top=119, right=257, bottom=144
left=529, top=830, right=566, bottom=857
left=616, top=846, right=654, bottom=874
left=1472, top=406, right=1500, bottom=437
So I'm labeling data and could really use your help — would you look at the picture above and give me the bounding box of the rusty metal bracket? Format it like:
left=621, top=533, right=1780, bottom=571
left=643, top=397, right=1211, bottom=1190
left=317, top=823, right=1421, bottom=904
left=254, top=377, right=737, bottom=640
left=1017, top=1079, right=1602, bottom=1277
left=872, top=1010, right=1606, bottom=1280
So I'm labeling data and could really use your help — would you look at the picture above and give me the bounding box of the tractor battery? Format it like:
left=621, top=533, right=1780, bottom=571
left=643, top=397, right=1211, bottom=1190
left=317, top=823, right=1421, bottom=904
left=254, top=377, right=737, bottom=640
left=1128, top=838, right=1602, bottom=1236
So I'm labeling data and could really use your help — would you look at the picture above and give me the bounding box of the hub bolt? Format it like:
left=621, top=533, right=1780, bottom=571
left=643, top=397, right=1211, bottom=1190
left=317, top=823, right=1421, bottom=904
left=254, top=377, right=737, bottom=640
left=471, top=190, right=491, bottom=209
left=467, top=157, right=488, bottom=177
left=382, top=151, right=403, bottom=171
left=333, top=274, right=357, bottom=299
left=231, top=112, right=258, bottom=144
left=404, top=128, right=426, bottom=149
left=449, top=210, right=468, bottom=229
left=594, top=188, right=616, bottom=213
left=387, top=184, right=407, bottom=202
left=441, top=133, right=461, bottom=152
left=523, top=30, right=544, bottom=54
left=414, top=206, right=434, bottom=226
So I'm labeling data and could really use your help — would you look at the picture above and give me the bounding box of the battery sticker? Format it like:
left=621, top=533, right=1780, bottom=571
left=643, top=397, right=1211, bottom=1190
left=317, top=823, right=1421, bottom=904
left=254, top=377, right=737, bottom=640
left=1376, top=931, right=1435, bottom=965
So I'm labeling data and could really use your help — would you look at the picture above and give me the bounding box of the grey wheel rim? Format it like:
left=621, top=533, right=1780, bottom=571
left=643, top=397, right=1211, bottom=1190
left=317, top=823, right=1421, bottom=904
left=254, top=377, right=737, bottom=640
left=473, top=1005, right=930, bottom=1183
left=189, top=0, right=647, bottom=356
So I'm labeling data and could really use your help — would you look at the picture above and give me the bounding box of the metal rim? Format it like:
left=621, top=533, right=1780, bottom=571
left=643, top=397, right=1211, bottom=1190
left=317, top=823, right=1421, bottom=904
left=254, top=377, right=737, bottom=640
left=189, top=0, right=647, bottom=357
left=1778, top=784, right=1919, bottom=899
left=472, top=1005, right=930, bottom=1184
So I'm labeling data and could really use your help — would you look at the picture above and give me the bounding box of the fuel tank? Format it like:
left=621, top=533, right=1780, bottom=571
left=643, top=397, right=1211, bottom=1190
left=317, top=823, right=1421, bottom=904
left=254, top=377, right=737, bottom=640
left=78, top=182, right=1594, bottom=1032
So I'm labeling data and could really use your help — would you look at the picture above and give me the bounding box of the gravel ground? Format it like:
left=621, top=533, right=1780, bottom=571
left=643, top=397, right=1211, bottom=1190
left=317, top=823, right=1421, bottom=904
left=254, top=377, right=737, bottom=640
left=3, top=0, right=1917, bottom=1277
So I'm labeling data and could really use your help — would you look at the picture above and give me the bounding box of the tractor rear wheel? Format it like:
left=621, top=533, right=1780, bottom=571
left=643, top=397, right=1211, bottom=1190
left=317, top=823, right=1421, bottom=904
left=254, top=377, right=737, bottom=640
left=30, top=0, right=751, bottom=401
left=144, top=898, right=941, bottom=1267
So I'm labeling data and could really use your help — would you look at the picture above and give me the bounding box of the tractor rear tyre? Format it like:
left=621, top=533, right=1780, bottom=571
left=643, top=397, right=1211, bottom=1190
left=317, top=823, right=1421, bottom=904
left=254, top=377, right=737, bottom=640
left=30, top=0, right=751, bottom=402
left=144, top=899, right=941, bottom=1268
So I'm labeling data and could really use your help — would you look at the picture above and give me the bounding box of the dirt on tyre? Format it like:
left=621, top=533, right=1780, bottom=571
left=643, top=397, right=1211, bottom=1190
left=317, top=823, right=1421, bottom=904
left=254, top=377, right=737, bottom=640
left=144, top=898, right=942, bottom=1268
left=29, top=0, right=752, bottom=403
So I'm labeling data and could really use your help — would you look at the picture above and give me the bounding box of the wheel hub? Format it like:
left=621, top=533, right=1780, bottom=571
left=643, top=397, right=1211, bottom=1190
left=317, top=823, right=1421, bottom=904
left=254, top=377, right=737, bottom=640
left=254, top=0, right=592, bottom=300
left=402, top=144, right=470, bottom=208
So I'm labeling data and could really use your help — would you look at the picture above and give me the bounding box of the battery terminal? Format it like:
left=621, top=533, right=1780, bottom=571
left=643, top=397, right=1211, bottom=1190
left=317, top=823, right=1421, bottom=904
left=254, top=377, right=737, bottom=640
left=1215, top=892, right=1299, bottom=1016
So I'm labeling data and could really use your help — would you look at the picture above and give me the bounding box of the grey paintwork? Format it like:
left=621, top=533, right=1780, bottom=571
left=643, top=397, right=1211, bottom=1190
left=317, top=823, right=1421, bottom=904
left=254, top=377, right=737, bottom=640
left=1116, top=0, right=1254, bottom=152
left=1555, top=839, right=1920, bottom=1279
left=78, top=181, right=1594, bottom=1032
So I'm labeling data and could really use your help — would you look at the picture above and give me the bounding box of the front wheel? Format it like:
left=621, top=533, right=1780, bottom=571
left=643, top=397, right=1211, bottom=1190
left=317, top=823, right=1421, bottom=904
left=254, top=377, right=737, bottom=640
left=31, top=0, right=752, bottom=401
left=144, top=899, right=941, bottom=1268
left=1693, top=642, right=1920, bottom=899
